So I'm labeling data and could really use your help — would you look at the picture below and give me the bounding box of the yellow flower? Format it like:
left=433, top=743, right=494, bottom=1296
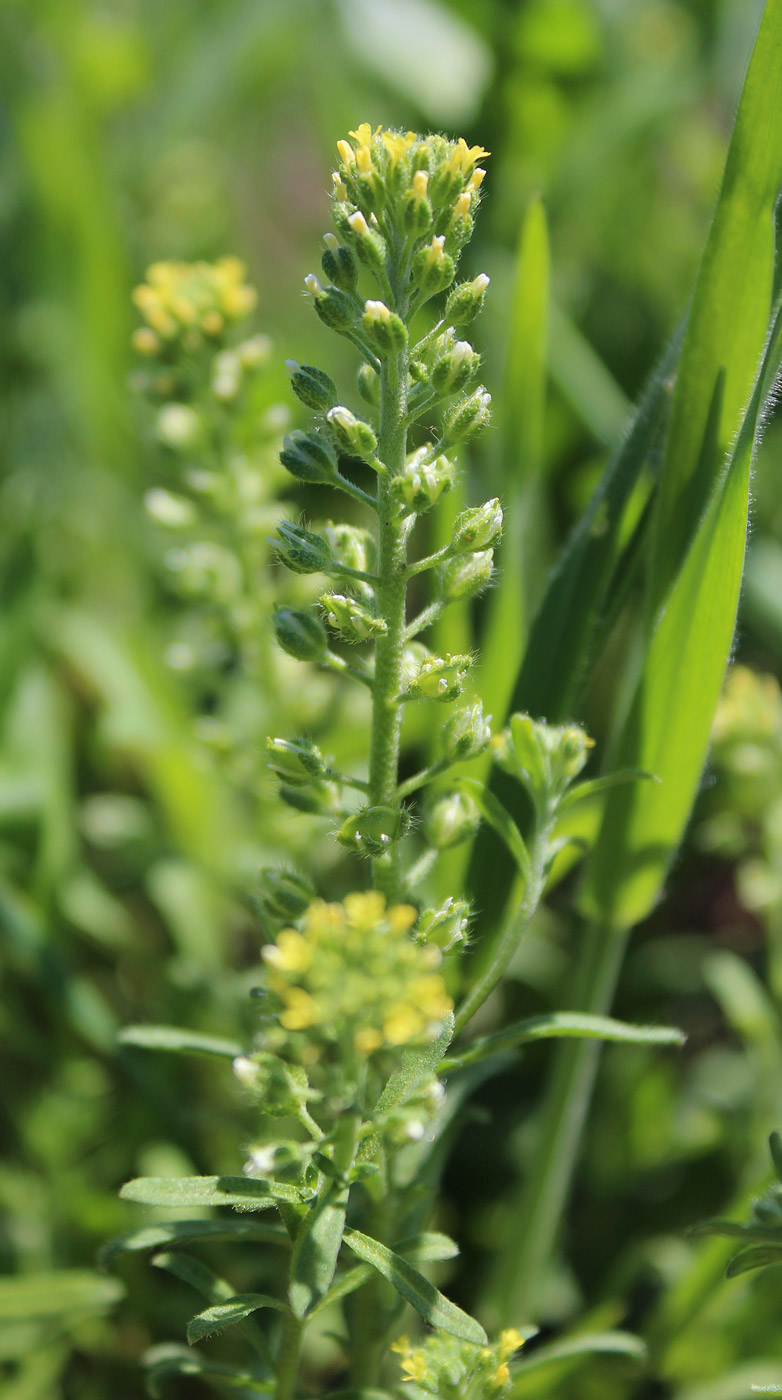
left=279, top=987, right=319, bottom=1030
left=497, top=1329, right=524, bottom=1360
left=382, top=129, right=416, bottom=165
left=401, top=1352, right=428, bottom=1383
left=349, top=122, right=380, bottom=147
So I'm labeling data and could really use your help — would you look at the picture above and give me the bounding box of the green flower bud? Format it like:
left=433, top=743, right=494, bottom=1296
left=404, top=653, right=471, bottom=703
left=416, top=897, right=471, bottom=952
left=412, top=236, right=456, bottom=296
left=305, top=274, right=356, bottom=332
left=441, top=385, right=492, bottom=446
left=270, top=521, right=333, bottom=574
left=437, top=550, right=494, bottom=602
left=451, top=498, right=503, bottom=553
left=428, top=163, right=464, bottom=208
left=357, top=362, right=380, bottom=406
left=337, top=804, right=409, bottom=857
left=403, top=169, right=433, bottom=235
left=494, top=714, right=594, bottom=802
left=431, top=339, right=481, bottom=396
left=144, top=488, right=197, bottom=529
left=321, top=592, right=387, bottom=643
left=323, top=522, right=376, bottom=577
left=321, top=233, right=358, bottom=292
left=267, top=737, right=326, bottom=786
left=233, top=1051, right=313, bottom=1117
left=345, top=210, right=387, bottom=272
left=280, top=430, right=338, bottom=485
left=286, top=360, right=338, bottom=411
left=391, top=449, right=455, bottom=517
left=443, top=699, right=492, bottom=761
left=445, top=274, right=490, bottom=326
left=255, top=868, right=316, bottom=923
left=425, top=790, right=481, bottom=849
left=326, top=405, right=378, bottom=460
left=273, top=607, right=328, bottom=662
left=279, top=781, right=337, bottom=815
left=155, top=403, right=202, bottom=450
left=362, top=300, right=408, bottom=355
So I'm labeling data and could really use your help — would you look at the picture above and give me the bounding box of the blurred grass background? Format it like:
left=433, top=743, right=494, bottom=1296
left=4, top=0, right=782, bottom=1396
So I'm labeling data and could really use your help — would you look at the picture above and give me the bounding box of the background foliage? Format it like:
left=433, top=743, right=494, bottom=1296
left=2, top=0, right=782, bottom=1396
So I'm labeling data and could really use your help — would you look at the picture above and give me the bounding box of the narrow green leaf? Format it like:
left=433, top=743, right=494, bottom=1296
left=120, top=1175, right=305, bottom=1210
left=307, top=1265, right=373, bottom=1318
left=558, top=770, right=658, bottom=812
left=119, top=1024, right=243, bottom=1058
left=446, top=1012, right=685, bottom=1070
left=514, top=1329, right=647, bottom=1374
left=151, top=1251, right=238, bottom=1303
left=343, top=1229, right=487, bottom=1344
left=393, top=1232, right=459, bottom=1263
left=99, top=1217, right=289, bottom=1268
left=289, top=1178, right=350, bottom=1317
left=144, top=1343, right=271, bottom=1398
left=0, top=1271, right=124, bottom=1322
left=374, top=1015, right=454, bottom=1116
left=186, top=1292, right=286, bottom=1344
left=726, top=1245, right=782, bottom=1278
left=457, top=778, right=529, bottom=877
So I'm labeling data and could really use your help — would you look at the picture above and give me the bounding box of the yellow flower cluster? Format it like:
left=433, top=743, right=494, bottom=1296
left=261, top=892, right=452, bottom=1058
left=713, top=665, right=782, bottom=745
left=131, top=257, right=257, bottom=355
left=392, top=1328, right=525, bottom=1397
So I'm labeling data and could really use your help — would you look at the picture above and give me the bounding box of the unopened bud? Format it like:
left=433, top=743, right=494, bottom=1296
left=346, top=211, right=387, bottom=271
left=362, top=300, right=408, bottom=355
left=267, top=737, right=326, bottom=787
left=404, top=653, right=471, bottom=703
left=443, top=699, right=492, bottom=761
left=445, top=274, right=490, bottom=326
left=357, top=361, right=380, bottom=406
left=255, top=868, right=316, bottom=923
left=437, top=550, right=494, bottom=602
left=270, top=521, right=333, bottom=574
left=431, top=339, right=480, bottom=396
left=323, top=522, right=376, bottom=576
left=412, top=236, right=456, bottom=296
left=425, top=790, right=481, bottom=849
left=451, top=498, right=503, bottom=553
left=308, top=278, right=357, bottom=333
left=321, top=592, right=386, bottom=643
left=391, top=449, right=455, bottom=516
left=416, top=897, right=471, bottom=952
left=441, top=385, right=491, bottom=446
left=273, top=608, right=328, bottom=662
left=286, top=360, right=338, bottom=411
left=322, top=234, right=358, bottom=292
left=280, top=430, right=338, bottom=484
left=326, top=405, right=378, bottom=460
left=337, top=804, right=409, bottom=857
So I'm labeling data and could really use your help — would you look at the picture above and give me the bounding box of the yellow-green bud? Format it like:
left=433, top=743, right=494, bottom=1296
left=267, top=737, right=326, bottom=786
left=321, top=233, right=358, bottom=292
left=362, top=300, right=408, bottom=355
left=442, top=385, right=492, bottom=446
left=357, top=361, right=380, bottom=406
left=337, top=804, right=409, bottom=857
left=425, top=790, right=481, bottom=849
left=286, top=360, right=338, bottom=411
left=403, top=171, right=433, bottom=235
left=416, top=897, right=471, bottom=952
left=280, top=430, right=338, bottom=484
left=391, top=449, right=455, bottom=517
left=279, top=781, right=337, bottom=816
left=256, top=868, right=316, bottom=923
left=270, top=521, right=333, bottom=574
left=326, top=405, right=378, bottom=460
left=306, top=274, right=356, bottom=332
left=144, top=488, right=197, bottom=529
left=273, top=607, right=328, bottom=662
left=237, top=334, right=271, bottom=369
left=346, top=210, right=387, bottom=271
left=405, top=653, right=471, bottom=703
left=155, top=403, right=202, bottom=450
left=445, top=274, right=490, bottom=326
left=495, top=714, right=594, bottom=801
left=443, top=699, right=492, bottom=761
left=451, top=498, right=503, bottom=553
left=437, top=550, right=494, bottom=602
left=412, top=236, right=456, bottom=296
left=321, top=592, right=386, bottom=643
left=431, top=339, right=481, bottom=396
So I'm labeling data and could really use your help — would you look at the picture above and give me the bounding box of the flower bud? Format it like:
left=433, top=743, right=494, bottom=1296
left=306, top=275, right=357, bottom=332
left=425, top=790, right=481, bottom=849
left=155, top=403, right=202, bottom=451
left=362, top=300, right=408, bottom=355
left=431, top=339, right=480, bottom=396
left=321, top=592, right=386, bottom=643
left=233, top=1051, right=312, bottom=1117
left=404, top=653, right=471, bottom=703
left=255, top=868, right=316, bottom=923
left=144, top=488, right=197, bottom=529
left=403, top=170, right=433, bottom=235
left=279, top=781, right=337, bottom=815
left=267, top=737, right=326, bottom=786
left=437, top=550, right=494, bottom=602
left=412, top=236, right=456, bottom=296
left=286, top=360, right=338, bottom=411
left=270, top=522, right=333, bottom=575
left=323, top=522, right=376, bottom=577
left=326, top=405, right=378, bottom=460
left=357, top=362, right=380, bottom=406
left=416, top=897, right=471, bottom=952
left=280, top=430, right=338, bottom=485
left=443, top=699, right=492, bottom=761
left=441, top=386, right=492, bottom=446
left=346, top=210, right=387, bottom=272
left=445, top=274, right=490, bottom=326
left=321, top=234, right=358, bottom=292
left=337, top=804, right=409, bottom=857
left=451, top=499, right=503, bottom=553
left=391, top=449, right=455, bottom=517
left=494, top=714, right=594, bottom=801
left=273, top=608, right=328, bottom=662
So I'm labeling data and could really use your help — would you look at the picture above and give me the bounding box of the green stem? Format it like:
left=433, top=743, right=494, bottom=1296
left=275, top=1311, right=304, bottom=1400
left=490, top=918, right=629, bottom=1322
left=369, top=344, right=409, bottom=900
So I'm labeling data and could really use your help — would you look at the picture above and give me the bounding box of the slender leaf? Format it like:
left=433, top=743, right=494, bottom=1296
left=151, top=1251, right=240, bottom=1303
left=446, top=1011, right=685, bottom=1070
left=393, top=1232, right=459, bottom=1263
left=726, top=1245, right=782, bottom=1278
left=99, top=1217, right=289, bottom=1268
left=513, top=1329, right=647, bottom=1375
left=0, top=1271, right=123, bottom=1322
left=549, top=300, right=631, bottom=448
left=374, top=1014, right=454, bottom=1115
left=558, top=770, right=657, bottom=812
left=144, top=1343, right=271, bottom=1398
left=289, top=1177, right=350, bottom=1317
left=457, top=778, right=529, bottom=877
left=119, top=1024, right=244, bottom=1058
left=343, top=1229, right=486, bottom=1344
left=120, top=1175, right=306, bottom=1209
left=186, top=1292, right=287, bottom=1344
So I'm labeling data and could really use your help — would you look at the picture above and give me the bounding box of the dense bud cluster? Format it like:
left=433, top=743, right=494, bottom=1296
left=392, top=1327, right=526, bottom=1399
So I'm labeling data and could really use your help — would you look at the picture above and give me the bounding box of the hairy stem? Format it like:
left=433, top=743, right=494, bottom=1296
left=275, top=1311, right=304, bottom=1400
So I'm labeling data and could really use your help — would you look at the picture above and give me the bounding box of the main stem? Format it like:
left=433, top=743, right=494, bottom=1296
left=491, top=918, right=629, bottom=1322
left=275, top=1312, right=304, bottom=1400
left=369, top=341, right=408, bottom=901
